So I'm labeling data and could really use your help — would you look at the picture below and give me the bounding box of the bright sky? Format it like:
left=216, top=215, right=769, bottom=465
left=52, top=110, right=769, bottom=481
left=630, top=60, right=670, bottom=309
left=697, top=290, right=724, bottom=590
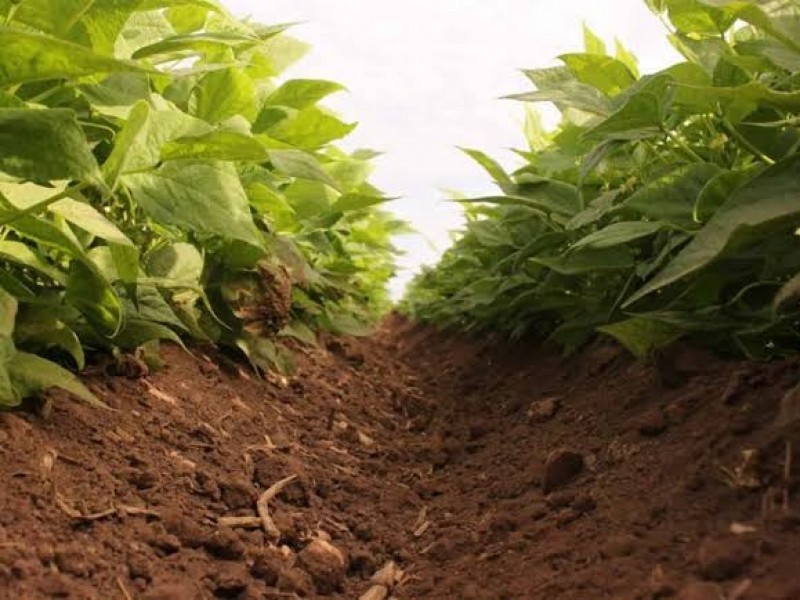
left=223, top=0, right=680, bottom=298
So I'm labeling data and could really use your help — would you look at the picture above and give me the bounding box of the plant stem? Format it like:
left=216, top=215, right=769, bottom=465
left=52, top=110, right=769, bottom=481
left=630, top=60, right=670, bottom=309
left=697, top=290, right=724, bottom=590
left=663, top=128, right=705, bottom=163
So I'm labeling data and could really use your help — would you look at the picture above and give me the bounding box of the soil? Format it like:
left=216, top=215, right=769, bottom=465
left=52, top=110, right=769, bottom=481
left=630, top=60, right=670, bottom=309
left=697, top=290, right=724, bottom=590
left=0, top=316, right=798, bottom=599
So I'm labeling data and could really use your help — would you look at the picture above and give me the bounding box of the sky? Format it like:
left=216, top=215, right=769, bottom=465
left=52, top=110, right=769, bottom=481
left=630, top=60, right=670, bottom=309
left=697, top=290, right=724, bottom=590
left=223, top=0, right=680, bottom=298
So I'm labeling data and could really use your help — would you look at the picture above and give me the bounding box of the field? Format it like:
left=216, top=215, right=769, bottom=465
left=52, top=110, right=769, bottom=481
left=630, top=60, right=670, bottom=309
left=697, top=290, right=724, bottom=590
left=0, top=0, right=799, bottom=599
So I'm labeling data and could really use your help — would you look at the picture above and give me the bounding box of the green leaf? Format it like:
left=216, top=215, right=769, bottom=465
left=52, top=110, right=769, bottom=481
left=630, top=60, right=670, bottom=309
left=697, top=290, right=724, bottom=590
left=560, top=53, right=637, bottom=96
left=531, top=246, right=634, bottom=274
left=146, top=242, right=204, bottom=286
left=598, top=318, right=684, bottom=357
left=330, top=193, right=391, bottom=213
left=0, top=109, right=101, bottom=183
left=460, top=148, right=514, bottom=193
left=123, top=160, right=263, bottom=246
left=265, top=79, right=346, bottom=109
left=15, top=307, right=85, bottom=370
left=624, top=163, right=725, bottom=228
left=132, top=31, right=260, bottom=60
left=122, top=105, right=212, bottom=172
left=268, top=149, right=339, bottom=189
left=266, top=106, right=356, bottom=149
left=626, top=155, right=800, bottom=306
left=193, top=67, right=257, bottom=124
left=572, top=221, right=664, bottom=250
left=112, top=318, right=184, bottom=349
left=102, top=100, right=151, bottom=189
left=0, top=241, right=67, bottom=284
left=162, top=130, right=268, bottom=162
left=583, top=23, right=607, bottom=55
left=0, top=29, right=144, bottom=87
left=49, top=198, right=133, bottom=246
left=8, top=352, right=102, bottom=407
left=65, top=259, right=124, bottom=335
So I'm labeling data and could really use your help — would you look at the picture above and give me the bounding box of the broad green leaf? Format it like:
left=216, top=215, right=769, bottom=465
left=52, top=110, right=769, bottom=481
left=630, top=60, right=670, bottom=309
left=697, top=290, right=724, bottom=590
left=0, top=30, right=144, bottom=87
left=267, top=106, right=356, bottom=149
left=626, top=155, right=800, bottom=306
left=531, top=246, right=634, bottom=274
left=507, top=80, right=613, bottom=116
left=598, top=318, right=684, bottom=357
left=112, top=318, right=184, bottom=349
left=162, top=130, right=268, bottom=161
left=193, top=67, right=257, bottom=124
left=80, top=73, right=152, bottom=119
left=265, top=79, right=346, bottom=109
left=8, top=351, right=102, bottom=406
left=572, top=221, right=664, bottom=249
left=123, top=160, right=263, bottom=246
left=624, top=163, right=725, bottom=228
left=0, top=109, right=101, bottom=183
left=123, top=104, right=212, bottom=171
left=15, top=307, right=85, bottom=370
left=560, top=53, right=637, bottom=96
left=268, top=149, right=339, bottom=189
left=49, top=198, right=133, bottom=246
left=146, top=242, right=204, bottom=286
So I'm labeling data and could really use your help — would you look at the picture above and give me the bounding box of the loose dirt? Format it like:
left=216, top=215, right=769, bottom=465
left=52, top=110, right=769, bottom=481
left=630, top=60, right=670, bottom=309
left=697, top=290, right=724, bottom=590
left=0, top=317, right=798, bottom=599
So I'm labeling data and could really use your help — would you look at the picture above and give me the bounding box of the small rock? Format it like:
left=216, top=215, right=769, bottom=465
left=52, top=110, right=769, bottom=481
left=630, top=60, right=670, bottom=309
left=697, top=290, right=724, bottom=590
left=251, top=548, right=288, bottom=586
left=297, top=539, right=348, bottom=594
left=277, top=567, right=315, bottom=596
left=213, top=563, right=248, bottom=598
left=161, top=510, right=210, bottom=548
left=638, top=409, right=668, bottom=437
left=696, top=536, right=753, bottom=581
left=149, top=534, right=181, bottom=556
left=542, top=448, right=584, bottom=493
left=204, top=529, right=245, bottom=560
left=219, top=479, right=257, bottom=511
left=676, top=581, right=725, bottom=600
left=528, top=398, right=559, bottom=423
left=127, top=468, right=159, bottom=490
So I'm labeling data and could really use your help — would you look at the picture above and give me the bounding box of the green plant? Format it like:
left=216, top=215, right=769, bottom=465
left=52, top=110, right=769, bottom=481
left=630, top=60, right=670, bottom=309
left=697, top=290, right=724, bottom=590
left=403, top=0, right=800, bottom=358
left=0, top=0, right=404, bottom=405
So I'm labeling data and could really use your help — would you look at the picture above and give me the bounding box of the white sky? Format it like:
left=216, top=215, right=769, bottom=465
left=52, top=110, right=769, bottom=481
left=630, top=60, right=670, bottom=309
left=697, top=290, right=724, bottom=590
left=222, top=1, right=680, bottom=298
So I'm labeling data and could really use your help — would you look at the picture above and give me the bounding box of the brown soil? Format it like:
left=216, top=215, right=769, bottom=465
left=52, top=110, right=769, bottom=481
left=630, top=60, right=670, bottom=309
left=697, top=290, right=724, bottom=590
left=0, top=317, right=798, bottom=599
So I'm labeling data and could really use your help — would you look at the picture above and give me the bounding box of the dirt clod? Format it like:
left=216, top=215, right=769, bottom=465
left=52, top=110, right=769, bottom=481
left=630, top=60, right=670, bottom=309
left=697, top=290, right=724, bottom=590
left=542, top=448, right=584, bottom=492
left=297, top=538, right=348, bottom=594
left=527, top=397, right=559, bottom=423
